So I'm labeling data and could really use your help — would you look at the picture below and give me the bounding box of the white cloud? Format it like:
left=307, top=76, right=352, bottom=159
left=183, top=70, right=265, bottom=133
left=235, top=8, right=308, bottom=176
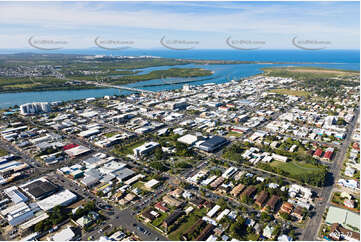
left=0, top=2, right=358, bottom=49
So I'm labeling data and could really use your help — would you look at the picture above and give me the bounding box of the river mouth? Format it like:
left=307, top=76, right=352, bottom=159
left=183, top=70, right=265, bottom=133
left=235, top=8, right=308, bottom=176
left=0, top=61, right=359, bottom=110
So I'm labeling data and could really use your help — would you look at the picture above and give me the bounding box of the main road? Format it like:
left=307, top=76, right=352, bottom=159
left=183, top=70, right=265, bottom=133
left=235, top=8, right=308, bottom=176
left=301, top=108, right=359, bottom=241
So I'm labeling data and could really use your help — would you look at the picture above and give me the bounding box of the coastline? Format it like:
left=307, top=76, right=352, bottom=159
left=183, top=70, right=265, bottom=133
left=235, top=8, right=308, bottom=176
left=0, top=64, right=358, bottom=94
left=0, top=63, right=359, bottom=110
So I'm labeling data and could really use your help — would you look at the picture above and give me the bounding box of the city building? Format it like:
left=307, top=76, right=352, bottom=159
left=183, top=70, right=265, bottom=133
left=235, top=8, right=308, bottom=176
left=0, top=202, right=34, bottom=226
left=198, top=136, right=229, bottom=152
left=20, top=102, right=51, bottom=115
left=37, top=189, right=77, bottom=211
left=4, top=186, right=29, bottom=204
left=133, top=142, right=160, bottom=157
left=20, top=178, right=58, bottom=201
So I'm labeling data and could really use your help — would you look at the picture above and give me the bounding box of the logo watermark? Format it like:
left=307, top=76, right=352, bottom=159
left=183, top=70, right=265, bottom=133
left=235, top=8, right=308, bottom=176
left=28, top=36, right=68, bottom=50
left=160, top=36, right=199, bottom=50
left=292, top=36, right=331, bottom=50
left=94, top=36, right=134, bottom=50
left=226, top=36, right=266, bottom=50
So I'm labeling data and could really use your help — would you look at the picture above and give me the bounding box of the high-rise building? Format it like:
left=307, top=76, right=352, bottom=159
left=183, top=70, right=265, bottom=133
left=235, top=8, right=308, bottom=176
left=20, top=102, right=51, bottom=115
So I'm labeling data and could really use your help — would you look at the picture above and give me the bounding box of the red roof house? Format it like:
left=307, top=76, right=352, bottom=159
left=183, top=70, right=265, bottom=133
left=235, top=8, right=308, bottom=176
left=323, top=151, right=333, bottom=160
left=154, top=202, right=168, bottom=213
left=313, top=148, right=323, bottom=158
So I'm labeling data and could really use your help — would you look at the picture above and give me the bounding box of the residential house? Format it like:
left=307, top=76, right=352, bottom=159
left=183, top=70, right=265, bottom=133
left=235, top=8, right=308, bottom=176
left=162, top=210, right=184, bottom=231
left=279, top=202, right=293, bottom=215
left=292, top=206, right=304, bottom=221
left=240, top=186, right=256, bottom=200
left=154, top=202, right=168, bottom=213
left=255, top=191, right=268, bottom=208
left=141, top=208, right=156, bottom=223
left=169, top=188, right=183, bottom=198
left=266, top=195, right=280, bottom=212
left=328, top=223, right=360, bottom=241
left=189, top=197, right=205, bottom=209
left=162, top=195, right=183, bottom=208
left=263, top=225, right=274, bottom=239
left=313, top=149, right=323, bottom=158
left=230, top=184, right=245, bottom=197
left=195, top=224, right=215, bottom=241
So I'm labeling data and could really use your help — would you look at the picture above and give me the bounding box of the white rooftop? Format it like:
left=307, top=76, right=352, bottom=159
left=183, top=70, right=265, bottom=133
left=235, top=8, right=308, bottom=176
left=37, top=189, right=77, bottom=211
left=52, top=227, right=75, bottom=241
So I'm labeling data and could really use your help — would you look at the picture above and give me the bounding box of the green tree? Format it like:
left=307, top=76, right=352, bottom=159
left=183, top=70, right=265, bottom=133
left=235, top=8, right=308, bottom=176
left=154, top=147, right=164, bottom=160
left=260, top=212, right=272, bottom=222
left=150, top=161, right=168, bottom=172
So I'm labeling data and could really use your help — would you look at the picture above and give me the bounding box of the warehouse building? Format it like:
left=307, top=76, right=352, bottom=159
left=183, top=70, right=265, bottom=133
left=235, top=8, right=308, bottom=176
left=4, top=186, right=29, bottom=204
left=19, top=212, right=49, bottom=233
left=64, top=145, right=91, bottom=158
left=37, top=189, right=77, bottom=211
left=0, top=202, right=34, bottom=226
left=20, top=178, right=58, bottom=201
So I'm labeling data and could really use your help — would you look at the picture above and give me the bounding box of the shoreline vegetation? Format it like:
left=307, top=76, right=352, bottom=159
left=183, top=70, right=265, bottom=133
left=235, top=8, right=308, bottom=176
left=0, top=53, right=358, bottom=93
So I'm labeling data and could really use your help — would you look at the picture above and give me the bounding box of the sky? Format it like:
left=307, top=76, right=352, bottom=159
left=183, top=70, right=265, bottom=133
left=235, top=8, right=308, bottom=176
left=0, top=1, right=359, bottom=50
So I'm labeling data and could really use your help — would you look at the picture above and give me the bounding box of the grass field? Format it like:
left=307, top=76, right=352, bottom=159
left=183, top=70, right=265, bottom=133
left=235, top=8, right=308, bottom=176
left=269, top=88, right=310, bottom=97
left=270, top=160, right=322, bottom=177
left=262, top=67, right=359, bottom=80
left=104, top=132, right=118, bottom=138
left=281, top=67, right=358, bottom=75
left=112, top=140, right=145, bottom=156
left=227, top=131, right=243, bottom=137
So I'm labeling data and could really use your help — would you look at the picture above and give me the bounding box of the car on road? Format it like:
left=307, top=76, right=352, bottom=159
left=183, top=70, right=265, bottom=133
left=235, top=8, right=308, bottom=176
left=137, top=226, right=145, bottom=232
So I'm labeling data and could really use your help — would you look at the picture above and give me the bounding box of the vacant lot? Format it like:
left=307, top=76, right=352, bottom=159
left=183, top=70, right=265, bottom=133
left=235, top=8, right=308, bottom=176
left=269, top=88, right=310, bottom=97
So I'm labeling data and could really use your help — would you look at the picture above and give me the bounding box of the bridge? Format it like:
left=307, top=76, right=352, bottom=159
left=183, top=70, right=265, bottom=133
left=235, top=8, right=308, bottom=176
left=91, top=81, right=155, bottom=93
left=69, top=78, right=155, bottom=93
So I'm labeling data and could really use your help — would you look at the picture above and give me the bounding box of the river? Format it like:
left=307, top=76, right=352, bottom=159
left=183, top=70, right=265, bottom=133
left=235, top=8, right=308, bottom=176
left=0, top=49, right=359, bottom=109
